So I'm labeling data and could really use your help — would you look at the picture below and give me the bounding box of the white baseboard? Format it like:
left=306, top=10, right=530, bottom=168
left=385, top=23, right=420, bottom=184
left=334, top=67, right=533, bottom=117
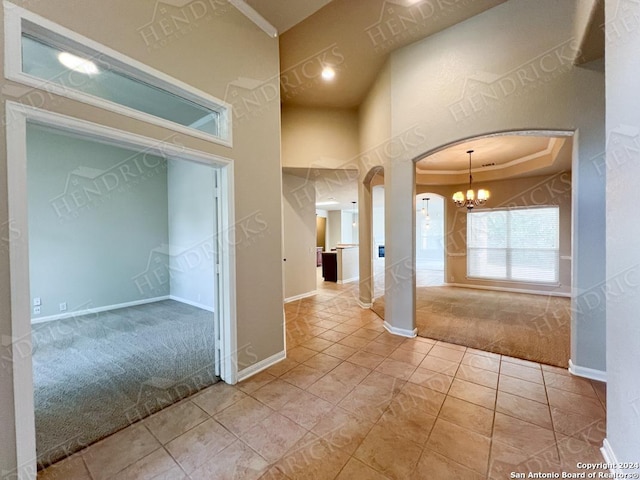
left=284, top=290, right=317, bottom=303
left=30, top=296, right=170, bottom=324
left=338, top=276, right=359, bottom=285
left=445, top=282, right=571, bottom=297
left=237, top=350, right=286, bottom=383
left=169, top=295, right=215, bottom=312
left=569, top=359, right=607, bottom=382
left=601, top=439, right=621, bottom=475
left=358, top=300, right=373, bottom=309
left=383, top=321, right=417, bottom=338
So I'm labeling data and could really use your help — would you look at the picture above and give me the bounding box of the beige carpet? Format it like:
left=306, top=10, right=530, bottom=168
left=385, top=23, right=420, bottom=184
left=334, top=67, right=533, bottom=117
left=372, top=286, right=570, bottom=367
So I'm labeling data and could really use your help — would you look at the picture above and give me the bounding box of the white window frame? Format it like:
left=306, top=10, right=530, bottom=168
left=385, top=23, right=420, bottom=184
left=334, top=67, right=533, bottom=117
left=466, top=205, right=560, bottom=285
left=6, top=101, right=238, bottom=480
left=3, top=1, right=233, bottom=147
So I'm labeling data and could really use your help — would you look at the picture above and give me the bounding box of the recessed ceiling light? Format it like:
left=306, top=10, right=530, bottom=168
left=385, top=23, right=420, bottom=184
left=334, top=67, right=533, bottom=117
left=321, top=67, right=336, bottom=81
left=58, top=52, right=99, bottom=75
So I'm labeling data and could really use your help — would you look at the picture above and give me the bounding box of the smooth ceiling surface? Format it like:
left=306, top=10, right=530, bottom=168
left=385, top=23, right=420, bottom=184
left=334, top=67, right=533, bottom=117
left=246, top=0, right=333, bottom=33
left=278, top=0, right=507, bottom=107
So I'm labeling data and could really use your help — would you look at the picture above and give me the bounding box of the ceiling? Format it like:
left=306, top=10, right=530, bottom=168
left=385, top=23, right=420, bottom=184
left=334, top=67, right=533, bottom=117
left=245, top=0, right=333, bottom=34
left=275, top=0, right=508, bottom=107
left=415, top=134, right=572, bottom=184
left=299, top=134, right=572, bottom=211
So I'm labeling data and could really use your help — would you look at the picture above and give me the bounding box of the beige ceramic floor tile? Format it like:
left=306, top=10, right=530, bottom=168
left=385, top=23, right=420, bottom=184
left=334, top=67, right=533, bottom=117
left=189, top=440, right=269, bottom=480
left=426, top=418, right=491, bottom=475
left=280, top=364, right=325, bottom=389
left=407, top=368, right=454, bottom=394
left=251, top=379, right=305, bottom=410
left=375, top=358, right=417, bottom=381
left=387, top=347, right=426, bottom=366
left=116, top=448, right=183, bottom=480
left=439, top=396, right=494, bottom=436
left=428, top=345, right=465, bottom=363
left=214, top=396, right=274, bottom=436
left=83, top=424, right=160, bottom=480
left=489, top=440, right=561, bottom=480
left=165, top=419, right=236, bottom=474
left=492, top=412, right=558, bottom=461
left=336, top=457, right=391, bottom=480
left=354, top=424, right=423, bottom=480
left=496, top=390, right=553, bottom=430
left=312, top=407, right=373, bottom=455
left=543, top=370, right=597, bottom=398
left=418, top=355, right=459, bottom=376
left=498, top=374, right=548, bottom=404
left=266, top=358, right=299, bottom=377
left=37, top=454, right=91, bottom=480
left=302, top=352, right=342, bottom=373
left=376, top=394, right=437, bottom=445
left=435, top=341, right=467, bottom=352
left=307, top=371, right=356, bottom=404
left=462, top=352, right=501, bottom=373
left=278, top=390, right=334, bottom=429
left=448, top=378, right=497, bottom=409
left=546, top=387, right=605, bottom=419
left=362, top=341, right=397, bottom=357
left=276, top=436, right=351, bottom=480
left=144, top=400, right=209, bottom=445
left=550, top=407, right=606, bottom=446
left=331, top=361, right=372, bottom=386
left=455, top=363, right=499, bottom=389
left=241, top=413, right=307, bottom=463
left=347, top=350, right=386, bottom=369
left=339, top=334, right=371, bottom=349
left=287, top=346, right=318, bottom=363
left=413, top=449, right=485, bottom=480
left=500, top=362, right=544, bottom=384
left=323, top=343, right=358, bottom=360
left=237, top=371, right=276, bottom=394
left=301, top=336, right=334, bottom=352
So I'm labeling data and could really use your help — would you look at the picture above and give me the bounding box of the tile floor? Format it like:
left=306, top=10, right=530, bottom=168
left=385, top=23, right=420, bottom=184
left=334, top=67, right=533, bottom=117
left=38, top=282, right=606, bottom=480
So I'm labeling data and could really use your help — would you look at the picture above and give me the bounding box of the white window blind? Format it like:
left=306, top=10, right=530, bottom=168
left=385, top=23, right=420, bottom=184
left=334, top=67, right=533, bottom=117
left=467, top=206, right=559, bottom=284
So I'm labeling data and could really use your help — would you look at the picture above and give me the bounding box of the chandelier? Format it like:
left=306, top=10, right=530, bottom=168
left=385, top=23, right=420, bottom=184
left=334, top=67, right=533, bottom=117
left=452, top=150, right=490, bottom=210
left=421, top=197, right=431, bottom=229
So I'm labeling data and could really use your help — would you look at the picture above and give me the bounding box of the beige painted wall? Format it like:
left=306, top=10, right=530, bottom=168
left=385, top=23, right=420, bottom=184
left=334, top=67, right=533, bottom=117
left=282, top=173, right=317, bottom=300
left=281, top=106, right=359, bottom=169
left=0, top=1, right=283, bottom=473
left=358, top=0, right=605, bottom=368
left=418, top=172, right=572, bottom=295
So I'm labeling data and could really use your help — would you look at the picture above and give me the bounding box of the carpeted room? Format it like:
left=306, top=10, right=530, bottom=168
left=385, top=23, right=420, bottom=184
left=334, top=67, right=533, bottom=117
left=27, top=124, right=221, bottom=467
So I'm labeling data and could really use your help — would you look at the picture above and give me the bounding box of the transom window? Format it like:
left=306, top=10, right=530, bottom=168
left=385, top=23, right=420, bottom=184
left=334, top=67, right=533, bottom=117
left=4, top=4, right=231, bottom=145
left=467, top=206, right=560, bottom=284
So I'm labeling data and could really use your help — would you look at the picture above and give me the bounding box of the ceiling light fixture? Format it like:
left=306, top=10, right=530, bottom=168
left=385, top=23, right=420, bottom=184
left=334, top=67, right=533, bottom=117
left=452, top=150, right=490, bottom=210
left=422, top=197, right=431, bottom=229
left=321, top=66, right=336, bottom=81
left=316, top=201, right=339, bottom=206
left=58, top=51, right=99, bottom=75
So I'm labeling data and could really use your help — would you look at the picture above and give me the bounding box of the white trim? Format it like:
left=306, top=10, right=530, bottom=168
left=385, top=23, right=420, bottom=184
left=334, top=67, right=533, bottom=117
left=6, top=93, right=37, bottom=480
left=237, top=350, right=286, bottom=382
left=5, top=102, right=237, bottom=478
left=600, top=439, right=622, bottom=476
left=228, top=0, right=278, bottom=38
left=3, top=1, right=233, bottom=147
left=358, top=300, right=373, bottom=309
left=284, top=290, right=317, bottom=303
left=31, top=296, right=170, bottom=324
left=445, top=282, right=571, bottom=297
left=383, top=321, right=417, bottom=338
left=169, top=296, right=215, bottom=313
left=338, top=276, right=359, bottom=284
left=568, top=359, right=607, bottom=382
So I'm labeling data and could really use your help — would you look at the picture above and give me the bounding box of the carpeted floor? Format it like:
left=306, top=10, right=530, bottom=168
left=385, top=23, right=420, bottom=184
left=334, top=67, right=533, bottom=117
left=372, top=286, right=570, bottom=368
left=32, top=300, right=218, bottom=468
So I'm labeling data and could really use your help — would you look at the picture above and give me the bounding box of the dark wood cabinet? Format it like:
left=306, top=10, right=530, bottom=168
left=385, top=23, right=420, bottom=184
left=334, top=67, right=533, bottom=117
left=321, top=252, right=337, bottom=282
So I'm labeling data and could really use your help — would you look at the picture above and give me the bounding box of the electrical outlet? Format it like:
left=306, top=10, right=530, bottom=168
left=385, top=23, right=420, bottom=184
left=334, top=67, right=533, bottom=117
left=33, top=297, right=41, bottom=306
left=33, top=306, right=41, bottom=315
left=59, top=302, right=67, bottom=312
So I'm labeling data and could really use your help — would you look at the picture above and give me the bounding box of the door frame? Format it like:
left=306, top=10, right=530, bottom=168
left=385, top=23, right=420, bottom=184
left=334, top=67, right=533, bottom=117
left=5, top=101, right=237, bottom=479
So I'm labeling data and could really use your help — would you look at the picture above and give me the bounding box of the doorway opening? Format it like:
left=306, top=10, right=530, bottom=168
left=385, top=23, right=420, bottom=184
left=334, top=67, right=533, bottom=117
left=415, top=193, right=445, bottom=286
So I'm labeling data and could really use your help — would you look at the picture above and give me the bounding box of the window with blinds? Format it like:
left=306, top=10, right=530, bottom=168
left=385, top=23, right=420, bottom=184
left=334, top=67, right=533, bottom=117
left=467, top=206, right=560, bottom=284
